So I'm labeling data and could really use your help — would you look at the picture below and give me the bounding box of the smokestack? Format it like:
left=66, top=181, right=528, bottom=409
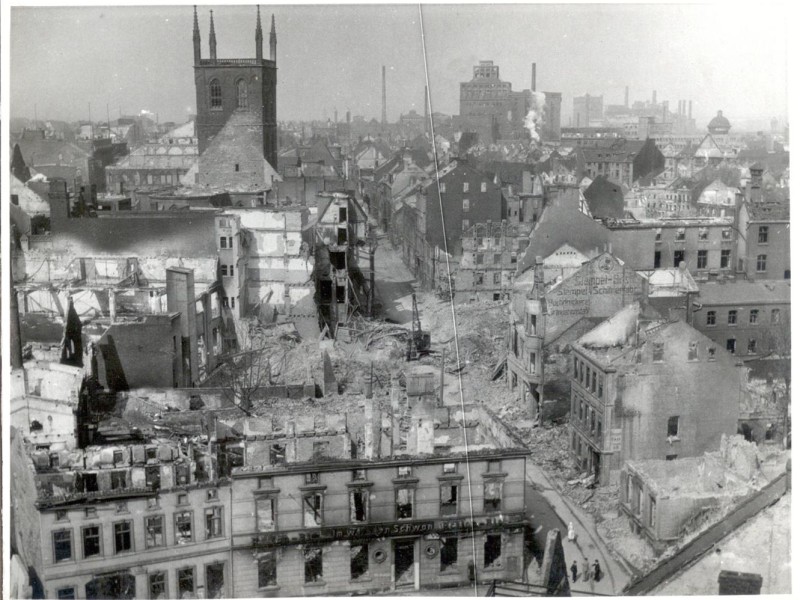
left=381, top=65, right=387, bottom=125
left=531, top=63, right=537, bottom=92
left=652, top=90, right=657, bottom=106
left=334, top=107, right=338, bottom=124
left=688, top=100, right=693, bottom=120
left=625, top=86, right=629, bottom=109
left=663, top=102, right=667, bottom=122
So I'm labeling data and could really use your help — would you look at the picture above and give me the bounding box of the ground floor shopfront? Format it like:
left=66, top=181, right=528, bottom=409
left=232, top=516, right=528, bottom=596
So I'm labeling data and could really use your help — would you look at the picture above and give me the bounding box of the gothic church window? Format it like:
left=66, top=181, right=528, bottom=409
left=210, top=79, right=222, bottom=109
left=236, top=79, right=248, bottom=109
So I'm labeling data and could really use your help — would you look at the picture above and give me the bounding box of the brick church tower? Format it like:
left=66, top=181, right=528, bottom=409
left=193, top=6, right=278, bottom=171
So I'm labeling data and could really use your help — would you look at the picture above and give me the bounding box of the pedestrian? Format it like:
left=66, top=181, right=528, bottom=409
left=582, top=557, right=590, bottom=582
left=593, top=559, right=602, bottom=582
left=570, top=560, right=578, bottom=583
left=567, top=521, right=576, bottom=543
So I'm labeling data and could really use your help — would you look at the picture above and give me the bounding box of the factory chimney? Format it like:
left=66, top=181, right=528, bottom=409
left=652, top=90, right=657, bottom=106
left=688, top=100, right=693, bottom=120
left=381, top=66, right=387, bottom=125
left=624, top=86, right=629, bottom=109
left=531, top=63, right=537, bottom=92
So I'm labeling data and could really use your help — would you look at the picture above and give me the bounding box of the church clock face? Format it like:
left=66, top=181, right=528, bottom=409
left=599, top=255, right=614, bottom=272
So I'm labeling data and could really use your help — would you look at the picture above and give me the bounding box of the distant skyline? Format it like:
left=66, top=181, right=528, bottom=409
left=10, top=3, right=789, bottom=129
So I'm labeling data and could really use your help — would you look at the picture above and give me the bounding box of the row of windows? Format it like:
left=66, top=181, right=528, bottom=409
left=474, top=252, right=518, bottom=266
left=473, top=271, right=512, bottom=286
left=52, top=506, right=224, bottom=563
left=571, top=396, right=603, bottom=439
left=256, top=532, right=504, bottom=589
left=56, top=564, right=220, bottom=600
left=706, top=308, right=781, bottom=327
left=255, top=479, right=505, bottom=532
left=573, top=358, right=604, bottom=399
left=439, top=182, right=489, bottom=194
left=653, top=249, right=731, bottom=269
left=655, top=227, right=731, bottom=243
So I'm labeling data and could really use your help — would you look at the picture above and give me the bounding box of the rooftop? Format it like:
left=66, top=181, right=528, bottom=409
left=697, top=279, right=790, bottom=306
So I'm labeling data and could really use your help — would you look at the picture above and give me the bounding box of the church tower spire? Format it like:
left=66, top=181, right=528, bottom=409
left=269, top=14, right=277, bottom=62
left=209, top=10, right=217, bottom=61
left=192, top=5, right=201, bottom=65
left=256, top=5, right=263, bottom=61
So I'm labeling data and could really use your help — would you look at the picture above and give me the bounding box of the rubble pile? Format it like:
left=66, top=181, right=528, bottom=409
left=597, top=515, right=657, bottom=573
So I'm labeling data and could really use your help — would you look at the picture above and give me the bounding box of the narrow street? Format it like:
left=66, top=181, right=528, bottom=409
left=526, top=459, right=632, bottom=596
left=372, top=234, right=416, bottom=325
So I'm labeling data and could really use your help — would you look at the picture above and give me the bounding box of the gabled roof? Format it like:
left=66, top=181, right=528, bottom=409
left=583, top=175, right=625, bottom=219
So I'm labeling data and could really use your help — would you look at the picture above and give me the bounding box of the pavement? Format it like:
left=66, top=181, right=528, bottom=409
left=525, top=459, right=633, bottom=596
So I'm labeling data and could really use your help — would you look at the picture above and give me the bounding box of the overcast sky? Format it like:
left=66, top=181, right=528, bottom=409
left=10, top=3, right=789, bottom=127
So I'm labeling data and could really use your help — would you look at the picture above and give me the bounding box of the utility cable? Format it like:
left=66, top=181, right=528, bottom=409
left=418, top=5, right=478, bottom=595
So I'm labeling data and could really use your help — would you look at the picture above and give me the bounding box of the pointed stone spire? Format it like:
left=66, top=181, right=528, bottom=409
left=269, top=14, right=277, bottom=62
left=255, top=5, right=263, bottom=61
left=192, top=5, right=201, bottom=65
left=209, top=9, right=217, bottom=61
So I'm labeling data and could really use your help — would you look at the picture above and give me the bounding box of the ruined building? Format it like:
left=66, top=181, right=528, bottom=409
left=11, top=372, right=531, bottom=597
left=568, top=303, right=744, bottom=486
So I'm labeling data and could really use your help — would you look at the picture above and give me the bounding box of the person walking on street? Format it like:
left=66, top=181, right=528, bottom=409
left=567, top=522, right=576, bottom=543
left=570, top=561, right=578, bottom=583
left=593, top=559, right=602, bottom=582
left=582, top=557, right=590, bottom=582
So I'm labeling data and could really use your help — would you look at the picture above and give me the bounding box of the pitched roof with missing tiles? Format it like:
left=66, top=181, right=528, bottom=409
left=697, top=279, right=790, bottom=306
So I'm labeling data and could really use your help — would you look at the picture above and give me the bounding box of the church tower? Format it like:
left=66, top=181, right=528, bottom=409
left=193, top=6, right=278, bottom=172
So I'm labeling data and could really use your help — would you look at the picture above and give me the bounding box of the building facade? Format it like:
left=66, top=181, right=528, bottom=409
left=691, top=279, right=790, bottom=358
left=568, top=304, right=742, bottom=485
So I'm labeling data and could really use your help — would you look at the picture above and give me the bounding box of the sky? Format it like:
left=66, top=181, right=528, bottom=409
left=9, top=3, right=790, bottom=128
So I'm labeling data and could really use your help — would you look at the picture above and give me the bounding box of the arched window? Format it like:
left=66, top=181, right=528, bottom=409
left=210, top=79, right=222, bottom=109
left=236, top=79, right=248, bottom=109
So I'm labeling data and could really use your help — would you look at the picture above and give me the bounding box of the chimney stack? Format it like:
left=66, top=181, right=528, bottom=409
left=652, top=90, right=657, bottom=106
left=381, top=65, right=387, bottom=125
left=531, top=63, right=537, bottom=92
left=624, top=86, right=629, bottom=109
left=688, top=100, right=693, bottom=120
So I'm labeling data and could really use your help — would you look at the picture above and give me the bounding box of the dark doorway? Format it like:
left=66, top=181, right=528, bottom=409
left=738, top=422, right=753, bottom=442
left=394, top=539, right=416, bottom=588
left=85, top=574, right=135, bottom=600
left=206, top=563, right=225, bottom=599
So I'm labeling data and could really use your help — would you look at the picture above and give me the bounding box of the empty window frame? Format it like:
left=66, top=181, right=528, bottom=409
left=350, top=489, right=369, bottom=523
left=484, top=534, right=502, bottom=568
left=258, top=553, right=278, bottom=588
left=483, top=480, right=502, bottom=514
left=440, top=483, right=459, bottom=517
left=145, top=515, right=164, bottom=549
left=174, top=511, right=193, bottom=545
left=350, top=543, right=370, bottom=581
left=303, top=493, right=323, bottom=528
left=304, top=546, right=323, bottom=583
left=440, top=536, right=459, bottom=572
left=205, top=506, right=223, bottom=539
left=396, top=487, right=414, bottom=520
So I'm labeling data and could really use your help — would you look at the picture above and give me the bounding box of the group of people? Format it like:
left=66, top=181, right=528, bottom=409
left=567, top=522, right=602, bottom=585
left=570, top=558, right=602, bottom=583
